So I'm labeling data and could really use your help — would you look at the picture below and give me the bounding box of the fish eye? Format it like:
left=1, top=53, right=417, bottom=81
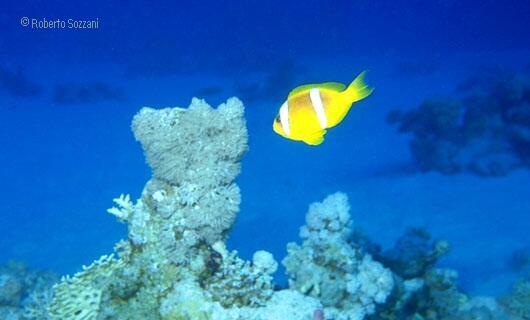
left=275, top=115, right=280, bottom=123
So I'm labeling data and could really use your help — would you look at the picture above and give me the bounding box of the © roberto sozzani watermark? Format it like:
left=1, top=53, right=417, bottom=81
left=20, top=17, right=99, bottom=29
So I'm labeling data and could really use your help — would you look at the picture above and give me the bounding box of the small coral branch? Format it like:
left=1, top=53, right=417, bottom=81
left=107, top=194, right=133, bottom=221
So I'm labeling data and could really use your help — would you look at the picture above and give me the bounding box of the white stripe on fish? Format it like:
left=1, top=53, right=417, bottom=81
left=279, top=101, right=290, bottom=135
left=309, top=88, right=327, bottom=128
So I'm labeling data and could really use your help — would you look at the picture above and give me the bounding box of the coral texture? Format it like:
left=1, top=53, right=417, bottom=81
left=130, top=97, right=247, bottom=246
left=132, top=97, right=247, bottom=188
left=388, top=68, right=530, bottom=176
left=203, top=244, right=276, bottom=307
left=48, top=255, right=123, bottom=320
left=283, top=192, right=394, bottom=320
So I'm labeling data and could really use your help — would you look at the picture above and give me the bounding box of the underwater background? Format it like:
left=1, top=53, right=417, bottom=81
left=1, top=0, right=530, bottom=318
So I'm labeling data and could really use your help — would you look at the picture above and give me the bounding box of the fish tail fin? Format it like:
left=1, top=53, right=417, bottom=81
left=344, top=71, right=374, bottom=103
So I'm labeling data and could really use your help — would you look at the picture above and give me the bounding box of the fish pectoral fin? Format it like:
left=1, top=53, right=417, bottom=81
left=303, top=130, right=327, bottom=146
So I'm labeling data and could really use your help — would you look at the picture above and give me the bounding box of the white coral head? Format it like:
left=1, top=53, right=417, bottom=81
left=252, top=250, right=278, bottom=274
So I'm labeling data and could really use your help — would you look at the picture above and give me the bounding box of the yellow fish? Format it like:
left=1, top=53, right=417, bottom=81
left=273, top=71, right=373, bottom=145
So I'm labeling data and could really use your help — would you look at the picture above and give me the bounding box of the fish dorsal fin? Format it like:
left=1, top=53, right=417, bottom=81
left=319, top=82, right=346, bottom=92
left=303, top=130, right=327, bottom=146
left=288, top=84, right=318, bottom=99
left=288, top=82, right=346, bottom=99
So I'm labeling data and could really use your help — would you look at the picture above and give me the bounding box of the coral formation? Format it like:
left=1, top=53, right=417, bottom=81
left=499, top=277, right=530, bottom=319
left=388, top=68, right=530, bottom=176
left=0, top=260, right=57, bottom=320
left=419, top=269, right=468, bottom=317
left=45, top=97, right=318, bottom=320
left=14, top=95, right=525, bottom=319
left=48, top=254, right=123, bottom=319
left=375, top=227, right=450, bottom=279
left=374, top=267, right=512, bottom=320
left=202, top=243, right=276, bottom=308
left=131, top=97, right=247, bottom=245
left=281, top=193, right=495, bottom=320
left=132, top=97, right=247, bottom=188
left=283, top=192, right=395, bottom=320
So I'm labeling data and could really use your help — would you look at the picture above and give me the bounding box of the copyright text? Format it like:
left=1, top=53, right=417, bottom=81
left=20, top=17, right=100, bottom=29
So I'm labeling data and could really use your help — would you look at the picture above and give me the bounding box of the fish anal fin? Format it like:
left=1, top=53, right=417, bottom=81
left=303, top=130, right=326, bottom=146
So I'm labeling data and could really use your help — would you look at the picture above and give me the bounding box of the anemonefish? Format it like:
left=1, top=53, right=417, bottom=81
left=273, top=71, right=373, bottom=145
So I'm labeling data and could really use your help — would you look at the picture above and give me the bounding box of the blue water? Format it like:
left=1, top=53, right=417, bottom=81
left=1, top=0, right=530, bottom=297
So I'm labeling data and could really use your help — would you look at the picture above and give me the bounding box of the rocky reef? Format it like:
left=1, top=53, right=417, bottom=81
left=6, top=96, right=529, bottom=319
left=388, top=68, right=530, bottom=176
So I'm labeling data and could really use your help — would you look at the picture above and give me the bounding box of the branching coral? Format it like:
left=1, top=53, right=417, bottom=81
left=283, top=192, right=394, bottom=320
left=107, top=194, right=134, bottom=222
left=388, top=69, right=530, bottom=176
